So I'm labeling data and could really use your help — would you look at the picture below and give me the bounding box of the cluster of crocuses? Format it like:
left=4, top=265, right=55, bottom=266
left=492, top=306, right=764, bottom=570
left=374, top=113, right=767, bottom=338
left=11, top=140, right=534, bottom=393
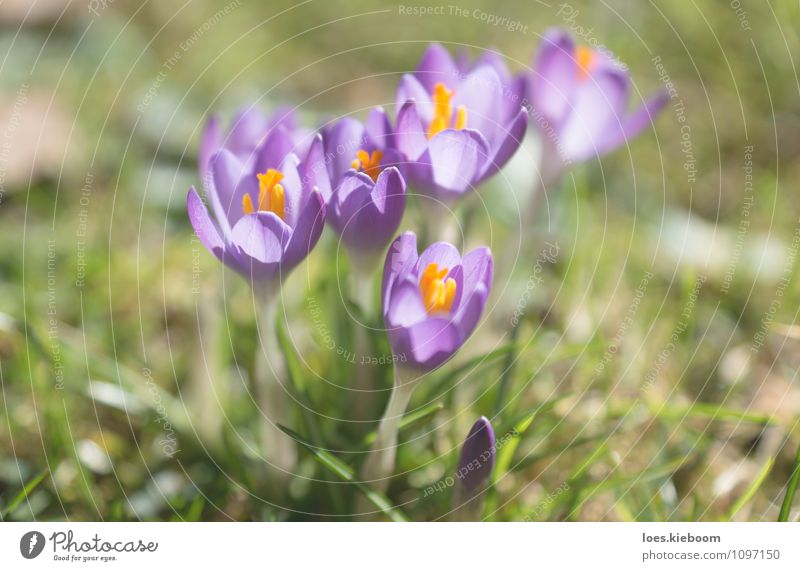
left=187, top=30, right=666, bottom=508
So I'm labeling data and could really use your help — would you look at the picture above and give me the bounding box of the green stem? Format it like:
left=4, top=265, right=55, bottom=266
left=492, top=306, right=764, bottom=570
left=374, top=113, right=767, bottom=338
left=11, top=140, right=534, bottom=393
left=361, top=366, right=419, bottom=495
left=254, top=287, right=297, bottom=484
left=779, top=439, right=800, bottom=521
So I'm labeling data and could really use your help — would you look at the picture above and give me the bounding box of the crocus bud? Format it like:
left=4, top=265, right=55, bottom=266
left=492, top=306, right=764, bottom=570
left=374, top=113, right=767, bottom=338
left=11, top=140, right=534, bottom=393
left=456, top=416, right=496, bottom=494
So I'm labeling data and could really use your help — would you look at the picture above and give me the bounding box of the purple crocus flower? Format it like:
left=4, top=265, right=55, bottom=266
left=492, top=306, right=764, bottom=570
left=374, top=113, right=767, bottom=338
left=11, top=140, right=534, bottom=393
left=456, top=416, right=496, bottom=494
left=187, top=129, right=327, bottom=284
left=382, top=231, right=493, bottom=371
left=198, top=105, right=309, bottom=185
left=318, top=109, right=407, bottom=260
left=530, top=28, right=669, bottom=171
left=393, top=43, right=529, bottom=202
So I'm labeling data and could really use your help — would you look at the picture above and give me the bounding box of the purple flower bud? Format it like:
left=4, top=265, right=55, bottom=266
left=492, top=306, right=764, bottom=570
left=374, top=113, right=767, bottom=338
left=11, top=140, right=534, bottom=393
left=456, top=416, right=495, bottom=493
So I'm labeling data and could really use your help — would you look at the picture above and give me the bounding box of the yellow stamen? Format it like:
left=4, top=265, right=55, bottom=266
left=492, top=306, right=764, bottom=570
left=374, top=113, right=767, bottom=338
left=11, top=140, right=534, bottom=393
left=427, top=82, right=466, bottom=139
left=351, top=149, right=384, bottom=182
left=242, top=193, right=255, bottom=215
left=575, top=45, right=597, bottom=81
left=242, top=168, right=286, bottom=220
left=419, top=262, right=457, bottom=315
left=455, top=105, right=467, bottom=131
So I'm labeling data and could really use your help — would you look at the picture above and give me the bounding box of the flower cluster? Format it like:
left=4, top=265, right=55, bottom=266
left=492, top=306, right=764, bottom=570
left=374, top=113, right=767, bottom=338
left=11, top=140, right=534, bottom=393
left=186, top=32, right=666, bottom=494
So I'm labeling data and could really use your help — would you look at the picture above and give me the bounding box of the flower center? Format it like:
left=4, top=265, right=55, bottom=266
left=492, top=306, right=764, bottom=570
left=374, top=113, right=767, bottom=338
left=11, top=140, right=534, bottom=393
left=575, top=45, right=597, bottom=81
left=427, top=82, right=467, bottom=139
left=419, top=262, right=457, bottom=315
left=351, top=149, right=383, bottom=182
left=243, top=168, right=285, bottom=220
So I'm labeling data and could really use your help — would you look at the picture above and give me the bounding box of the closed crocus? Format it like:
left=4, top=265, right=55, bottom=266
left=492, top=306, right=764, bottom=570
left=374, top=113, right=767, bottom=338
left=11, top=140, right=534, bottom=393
left=321, top=110, right=407, bottom=267
left=530, top=28, right=668, bottom=182
left=394, top=43, right=529, bottom=203
left=453, top=416, right=495, bottom=520
left=360, top=232, right=492, bottom=498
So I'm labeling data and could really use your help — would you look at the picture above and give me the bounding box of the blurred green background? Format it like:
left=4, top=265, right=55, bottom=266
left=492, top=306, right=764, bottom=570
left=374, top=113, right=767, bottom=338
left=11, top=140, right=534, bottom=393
left=1, top=0, right=799, bottom=521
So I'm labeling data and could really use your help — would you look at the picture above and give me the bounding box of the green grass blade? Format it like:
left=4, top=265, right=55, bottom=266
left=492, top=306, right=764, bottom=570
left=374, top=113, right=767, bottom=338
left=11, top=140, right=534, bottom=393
left=363, top=402, right=444, bottom=445
left=492, top=411, right=536, bottom=485
left=726, top=457, right=774, bottom=521
left=779, top=440, right=800, bottom=522
left=278, top=425, right=408, bottom=522
left=1, top=470, right=48, bottom=520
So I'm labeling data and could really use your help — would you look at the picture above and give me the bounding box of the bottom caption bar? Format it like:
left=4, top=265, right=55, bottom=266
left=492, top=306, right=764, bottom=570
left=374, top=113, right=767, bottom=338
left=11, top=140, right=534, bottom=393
left=1, top=523, right=799, bottom=568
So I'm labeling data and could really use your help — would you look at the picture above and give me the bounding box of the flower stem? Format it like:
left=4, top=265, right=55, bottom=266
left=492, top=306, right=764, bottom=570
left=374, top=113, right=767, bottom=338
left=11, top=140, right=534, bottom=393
left=360, top=366, right=418, bottom=495
left=349, top=256, right=378, bottom=422
left=254, top=287, right=297, bottom=485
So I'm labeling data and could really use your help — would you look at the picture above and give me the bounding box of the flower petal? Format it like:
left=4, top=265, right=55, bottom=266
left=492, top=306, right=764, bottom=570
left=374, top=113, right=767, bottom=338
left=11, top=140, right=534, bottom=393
left=382, top=231, right=419, bottom=311
left=323, top=117, right=366, bottom=185
left=187, top=186, right=225, bottom=260
left=386, top=277, right=428, bottom=327
left=415, top=42, right=461, bottom=92
left=210, top=149, right=247, bottom=235
left=557, top=69, right=629, bottom=163
left=301, top=133, right=333, bottom=204
left=396, top=74, right=434, bottom=124
left=229, top=211, right=291, bottom=281
left=198, top=114, right=220, bottom=184
left=477, top=107, right=528, bottom=183
left=365, top=106, right=394, bottom=149
left=282, top=189, right=326, bottom=271
left=427, top=129, right=487, bottom=193
left=395, top=100, right=429, bottom=162
left=452, top=64, right=504, bottom=143
left=596, top=90, right=670, bottom=156
left=532, top=28, right=578, bottom=126
left=417, top=241, right=462, bottom=274
left=226, top=106, right=269, bottom=157
left=404, top=316, right=462, bottom=369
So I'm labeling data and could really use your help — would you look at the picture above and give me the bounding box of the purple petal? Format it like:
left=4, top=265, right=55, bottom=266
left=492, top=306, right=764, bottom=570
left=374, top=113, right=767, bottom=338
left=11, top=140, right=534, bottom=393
left=475, top=50, right=512, bottom=86
left=324, top=117, right=366, bottom=185
left=365, top=106, right=394, bottom=149
left=477, top=107, right=528, bottom=183
left=229, top=211, right=291, bottom=281
left=329, top=171, right=374, bottom=238
left=301, top=134, right=333, bottom=204
left=426, top=129, right=487, bottom=194
left=344, top=166, right=406, bottom=253
left=417, top=241, right=462, bottom=274
left=452, top=65, right=504, bottom=142
left=404, top=316, right=462, bottom=369
left=596, top=90, right=670, bottom=156
left=395, top=100, right=429, bottom=162
left=226, top=106, right=269, bottom=157
left=277, top=153, right=306, bottom=228
left=198, top=114, right=221, bottom=184
left=414, top=42, right=461, bottom=92
left=382, top=231, right=419, bottom=312
left=386, top=277, right=428, bottom=327
left=282, top=190, right=326, bottom=272
left=558, top=69, right=629, bottom=163
left=532, top=28, right=578, bottom=126
left=396, top=74, right=434, bottom=124
left=456, top=417, right=495, bottom=493
left=187, top=186, right=225, bottom=260
left=459, top=247, right=493, bottom=299
left=454, top=281, right=489, bottom=339
left=252, top=125, right=296, bottom=174
left=210, top=149, right=247, bottom=235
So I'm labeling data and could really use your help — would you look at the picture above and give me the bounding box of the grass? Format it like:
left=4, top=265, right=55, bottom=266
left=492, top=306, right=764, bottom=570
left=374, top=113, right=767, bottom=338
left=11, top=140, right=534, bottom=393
left=1, top=0, right=799, bottom=522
